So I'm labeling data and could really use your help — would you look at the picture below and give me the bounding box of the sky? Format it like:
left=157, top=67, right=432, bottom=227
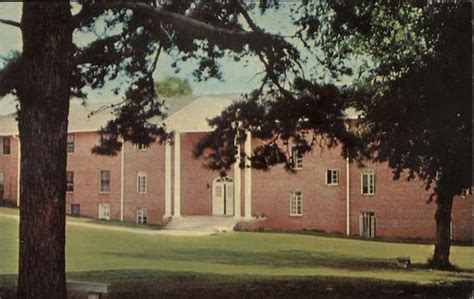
left=0, top=3, right=350, bottom=115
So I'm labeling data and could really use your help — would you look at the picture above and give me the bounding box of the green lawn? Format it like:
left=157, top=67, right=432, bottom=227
left=0, top=207, right=472, bottom=297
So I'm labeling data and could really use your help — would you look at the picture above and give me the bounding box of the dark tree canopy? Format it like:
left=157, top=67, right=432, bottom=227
left=0, top=4, right=469, bottom=297
left=193, top=2, right=471, bottom=269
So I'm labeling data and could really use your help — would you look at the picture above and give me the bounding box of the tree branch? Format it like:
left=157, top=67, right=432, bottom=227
left=0, top=18, right=21, bottom=29
left=234, top=1, right=294, bottom=98
left=72, top=2, right=264, bottom=46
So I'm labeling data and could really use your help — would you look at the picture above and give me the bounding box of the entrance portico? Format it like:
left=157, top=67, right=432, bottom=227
left=163, top=96, right=252, bottom=222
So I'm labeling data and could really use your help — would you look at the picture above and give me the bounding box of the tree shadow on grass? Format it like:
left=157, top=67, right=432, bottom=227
left=2, top=270, right=472, bottom=299
left=102, top=248, right=458, bottom=273
left=1, top=270, right=472, bottom=299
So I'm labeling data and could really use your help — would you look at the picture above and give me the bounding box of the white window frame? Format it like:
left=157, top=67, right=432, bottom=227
left=325, top=169, right=339, bottom=185
left=137, top=172, right=147, bottom=194
left=98, top=203, right=111, bottom=220
left=66, top=170, right=74, bottom=193
left=67, top=133, right=75, bottom=153
left=135, top=143, right=148, bottom=151
left=0, top=171, right=4, bottom=187
left=289, top=191, right=303, bottom=217
left=136, top=207, right=148, bottom=224
left=359, top=211, right=376, bottom=238
left=290, top=145, right=303, bottom=170
left=99, top=170, right=111, bottom=193
left=361, top=169, right=375, bottom=195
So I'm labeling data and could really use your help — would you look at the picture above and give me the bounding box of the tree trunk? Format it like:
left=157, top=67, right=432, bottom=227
left=17, top=2, right=72, bottom=298
left=431, top=194, right=454, bottom=270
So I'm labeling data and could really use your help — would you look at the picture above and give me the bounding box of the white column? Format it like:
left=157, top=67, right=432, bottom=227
left=244, top=131, right=252, bottom=219
left=233, top=139, right=241, bottom=218
left=120, top=138, right=125, bottom=221
left=173, top=132, right=181, bottom=217
left=164, top=139, right=172, bottom=218
left=345, top=155, right=351, bottom=235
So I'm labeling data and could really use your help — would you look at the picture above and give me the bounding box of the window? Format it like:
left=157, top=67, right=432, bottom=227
left=135, top=143, right=148, bottom=151
left=67, top=133, right=75, bottom=153
left=289, top=191, right=303, bottom=216
left=99, top=170, right=110, bottom=193
left=361, top=169, right=375, bottom=195
left=71, top=204, right=80, bottom=216
left=137, top=172, right=147, bottom=194
left=98, top=203, right=111, bottom=220
left=66, top=171, right=74, bottom=192
left=325, top=169, right=339, bottom=185
left=99, top=132, right=111, bottom=147
left=461, top=187, right=472, bottom=197
left=359, top=212, right=376, bottom=238
left=0, top=172, right=4, bottom=198
left=2, top=137, right=10, bottom=155
left=290, top=146, right=303, bottom=170
left=449, top=221, right=453, bottom=240
left=137, top=207, right=147, bottom=224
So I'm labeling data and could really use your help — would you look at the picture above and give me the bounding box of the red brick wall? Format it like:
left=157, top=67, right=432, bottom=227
left=65, top=132, right=121, bottom=220
left=1, top=130, right=471, bottom=242
left=247, top=136, right=472, bottom=241
left=180, top=132, right=235, bottom=216
left=0, top=136, right=19, bottom=205
left=349, top=162, right=437, bottom=239
left=251, top=139, right=347, bottom=233
left=451, top=194, right=472, bottom=241
left=122, top=140, right=165, bottom=224
left=349, top=162, right=472, bottom=241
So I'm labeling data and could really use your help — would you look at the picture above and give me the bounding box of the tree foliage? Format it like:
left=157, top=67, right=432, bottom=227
left=154, top=76, right=192, bottom=98
left=193, top=2, right=471, bottom=269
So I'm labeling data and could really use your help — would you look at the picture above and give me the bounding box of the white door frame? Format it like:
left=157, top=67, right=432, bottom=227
left=212, top=176, right=234, bottom=216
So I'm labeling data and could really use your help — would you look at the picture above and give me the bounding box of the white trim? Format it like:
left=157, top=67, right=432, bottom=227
left=361, top=169, right=375, bottom=195
left=136, top=207, right=148, bottom=224
left=173, top=132, right=181, bottom=217
left=66, top=133, right=75, bottom=154
left=290, top=145, right=303, bottom=170
left=233, top=135, right=241, bottom=218
left=66, top=170, right=74, bottom=193
left=325, top=169, right=339, bottom=185
left=98, top=203, right=111, bottom=220
left=289, top=191, right=303, bottom=217
left=120, top=139, right=125, bottom=221
left=360, top=211, right=376, bottom=238
left=137, top=171, right=148, bottom=194
left=99, top=170, right=111, bottom=193
left=134, top=143, right=148, bottom=151
left=244, top=131, right=252, bottom=219
left=346, top=156, right=350, bottom=236
left=164, top=139, right=172, bottom=218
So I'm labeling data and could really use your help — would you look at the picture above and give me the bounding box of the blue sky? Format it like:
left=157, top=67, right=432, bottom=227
left=0, top=3, right=350, bottom=115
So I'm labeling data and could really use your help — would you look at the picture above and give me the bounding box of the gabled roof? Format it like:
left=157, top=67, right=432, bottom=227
left=0, top=94, right=360, bottom=135
left=164, top=94, right=240, bottom=132
left=0, top=94, right=239, bottom=135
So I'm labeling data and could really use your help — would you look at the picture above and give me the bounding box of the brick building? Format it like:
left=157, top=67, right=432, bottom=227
left=0, top=94, right=471, bottom=241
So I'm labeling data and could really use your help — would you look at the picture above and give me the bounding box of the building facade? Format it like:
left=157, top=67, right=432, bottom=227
left=0, top=95, right=471, bottom=241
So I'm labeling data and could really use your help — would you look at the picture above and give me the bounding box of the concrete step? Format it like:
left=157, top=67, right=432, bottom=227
left=165, top=216, right=240, bottom=232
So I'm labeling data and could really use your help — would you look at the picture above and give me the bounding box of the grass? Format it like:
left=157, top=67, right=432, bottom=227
left=0, top=207, right=472, bottom=298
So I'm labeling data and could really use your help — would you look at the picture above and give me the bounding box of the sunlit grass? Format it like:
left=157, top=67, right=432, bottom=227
left=0, top=206, right=472, bottom=287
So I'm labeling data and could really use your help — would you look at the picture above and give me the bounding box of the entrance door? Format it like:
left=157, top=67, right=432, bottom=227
left=212, top=176, right=234, bottom=216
